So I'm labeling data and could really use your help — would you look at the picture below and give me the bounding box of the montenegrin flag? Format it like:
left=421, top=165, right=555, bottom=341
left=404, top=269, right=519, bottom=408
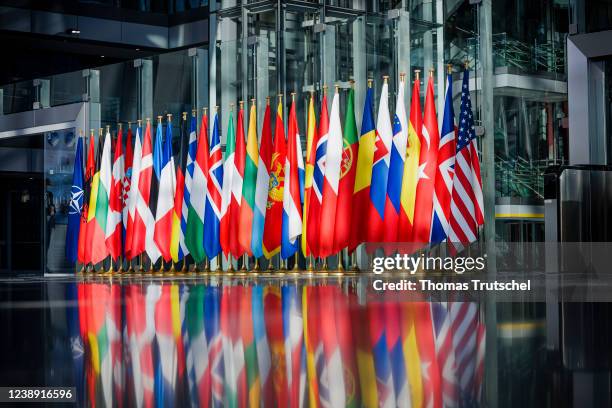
left=263, top=100, right=286, bottom=259
left=398, top=75, right=423, bottom=243
left=431, top=72, right=457, bottom=244
left=349, top=85, right=375, bottom=251
left=383, top=76, right=408, bottom=245
left=281, top=97, right=304, bottom=260
left=154, top=117, right=176, bottom=262
left=367, top=79, right=393, bottom=244
left=204, top=111, right=223, bottom=259
left=318, top=89, right=343, bottom=258
left=238, top=102, right=258, bottom=256
left=412, top=74, right=440, bottom=244
left=125, top=126, right=142, bottom=260
left=252, top=101, right=273, bottom=258
left=334, top=86, right=358, bottom=253
left=106, top=126, right=124, bottom=260
left=301, top=93, right=317, bottom=257
left=86, top=130, right=111, bottom=265
left=185, top=111, right=209, bottom=263
left=306, top=92, right=328, bottom=258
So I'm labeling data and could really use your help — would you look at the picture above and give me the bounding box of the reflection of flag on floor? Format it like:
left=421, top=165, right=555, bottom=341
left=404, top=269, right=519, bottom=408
left=450, top=302, right=478, bottom=404
left=384, top=301, right=409, bottom=408
left=302, top=286, right=321, bottom=408
left=282, top=284, right=305, bottom=407
left=185, top=284, right=210, bottom=407
left=153, top=284, right=178, bottom=407
left=205, top=286, right=224, bottom=407
left=415, top=302, right=442, bottom=408
left=240, top=286, right=260, bottom=407
left=264, top=285, right=287, bottom=406
left=319, top=285, right=346, bottom=408
left=68, top=283, right=85, bottom=406
left=400, top=302, right=423, bottom=408
left=432, top=302, right=457, bottom=407
left=368, top=300, right=395, bottom=408
left=108, top=284, right=124, bottom=407
left=253, top=285, right=274, bottom=407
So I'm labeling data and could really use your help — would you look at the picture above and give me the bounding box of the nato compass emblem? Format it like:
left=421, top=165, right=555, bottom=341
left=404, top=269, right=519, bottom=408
left=69, top=185, right=84, bottom=215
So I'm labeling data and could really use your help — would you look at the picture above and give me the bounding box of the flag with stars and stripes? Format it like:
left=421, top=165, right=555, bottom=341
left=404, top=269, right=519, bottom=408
left=448, top=69, right=484, bottom=244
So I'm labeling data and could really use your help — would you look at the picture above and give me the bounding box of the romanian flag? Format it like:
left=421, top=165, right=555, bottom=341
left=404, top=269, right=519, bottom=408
left=85, top=130, right=111, bottom=265
left=252, top=101, right=273, bottom=258
left=301, top=93, right=318, bottom=257
left=334, top=87, right=358, bottom=253
left=398, top=75, right=423, bottom=243
left=263, top=100, right=286, bottom=259
left=349, top=85, right=375, bottom=251
left=78, top=132, right=95, bottom=264
left=239, top=102, right=258, bottom=256
left=412, top=74, right=440, bottom=244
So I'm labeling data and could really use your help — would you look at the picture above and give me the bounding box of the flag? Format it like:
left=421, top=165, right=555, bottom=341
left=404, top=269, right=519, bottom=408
left=66, top=137, right=84, bottom=263
left=349, top=86, right=375, bottom=251
left=384, top=301, right=409, bottom=408
left=262, top=101, right=286, bottom=259
left=178, top=113, right=198, bottom=261
left=86, top=130, right=111, bottom=265
left=154, top=119, right=176, bottom=262
left=186, top=112, right=209, bottom=262
left=107, top=128, right=124, bottom=260
left=132, top=122, right=161, bottom=263
left=412, top=75, right=440, bottom=244
left=264, top=285, right=288, bottom=406
left=170, top=114, right=188, bottom=263
left=383, top=77, right=408, bottom=244
left=221, top=106, right=246, bottom=259
left=282, top=284, right=304, bottom=408
left=398, top=76, right=423, bottom=243
left=205, top=286, right=224, bottom=407
left=302, top=93, right=318, bottom=257
left=123, top=126, right=134, bottom=257
left=302, top=286, right=321, bottom=408
left=240, top=286, right=260, bottom=407
left=78, top=133, right=95, bottom=264
left=252, top=102, right=273, bottom=258
left=306, top=92, right=327, bottom=258
left=281, top=98, right=304, bottom=260
left=334, top=87, right=358, bottom=252
left=368, top=301, right=395, bottom=408
left=319, top=285, right=346, bottom=408
left=415, top=302, right=442, bottom=408
left=239, top=102, right=258, bottom=256
left=145, top=121, right=163, bottom=263
left=252, top=285, right=274, bottom=407
left=318, top=89, right=343, bottom=258
left=367, top=79, right=393, bottom=244
left=431, top=73, right=457, bottom=244
left=432, top=302, right=458, bottom=407
left=125, top=127, right=142, bottom=260
left=448, top=69, right=484, bottom=244
left=450, top=302, right=478, bottom=404
left=204, top=112, right=223, bottom=259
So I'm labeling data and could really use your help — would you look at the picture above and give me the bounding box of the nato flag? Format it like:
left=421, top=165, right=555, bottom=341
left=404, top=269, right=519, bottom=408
left=66, top=137, right=84, bottom=263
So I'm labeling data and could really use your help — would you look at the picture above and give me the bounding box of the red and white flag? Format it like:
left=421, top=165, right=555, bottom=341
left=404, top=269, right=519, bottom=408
left=123, top=126, right=134, bottom=258
left=125, top=128, right=142, bottom=260
left=106, top=128, right=124, bottom=260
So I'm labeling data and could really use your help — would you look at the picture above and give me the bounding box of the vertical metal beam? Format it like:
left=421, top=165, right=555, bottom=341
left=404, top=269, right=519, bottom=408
left=140, top=60, right=153, bottom=121
left=436, top=0, right=445, bottom=119
left=209, top=7, right=218, bottom=116
left=478, top=1, right=498, bottom=407
left=353, top=15, right=366, bottom=126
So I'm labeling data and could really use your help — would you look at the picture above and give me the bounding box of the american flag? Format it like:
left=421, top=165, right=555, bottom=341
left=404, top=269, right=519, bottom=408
left=448, top=69, right=484, bottom=244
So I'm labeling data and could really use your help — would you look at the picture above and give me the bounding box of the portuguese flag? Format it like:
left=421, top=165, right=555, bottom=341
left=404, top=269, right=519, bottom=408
left=334, top=87, right=358, bottom=252
left=86, top=130, right=112, bottom=265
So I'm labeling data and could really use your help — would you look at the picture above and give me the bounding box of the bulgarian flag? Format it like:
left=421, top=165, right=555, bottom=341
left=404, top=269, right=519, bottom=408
left=238, top=101, right=258, bottom=256
left=333, top=86, right=358, bottom=253
left=262, top=100, right=286, bottom=259
left=106, top=127, right=124, bottom=260
left=185, top=111, right=209, bottom=263
left=86, top=130, right=112, bottom=265
left=301, top=94, right=317, bottom=257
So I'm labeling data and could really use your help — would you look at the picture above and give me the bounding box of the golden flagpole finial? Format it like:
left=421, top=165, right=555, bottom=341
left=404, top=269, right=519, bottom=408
left=447, top=64, right=453, bottom=74
left=464, top=60, right=469, bottom=69
left=99, top=128, right=103, bottom=136
left=182, top=111, right=187, bottom=120
left=367, top=78, right=373, bottom=88
left=105, top=125, right=110, bottom=132
left=230, top=103, right=234, bottom=111
left=138, top=119, right=143, bottom=127
left=79, top=129, right=84, bottom=136
left=203, top=107, right=208, bottom=115
left=429, top=67, right=435, bottom=77
left=146, top=117, right=150, bottom=123
left=127, top=121, right=132, bottom=128
left=118, top=122, right=122, bottom=130
left=382, top=75, right=389, bottom=83
left=290, top=92, right=296, bottom=101
left=157, top=115, right=163, bottom=123
left=334, top=84, right=339, bottom=93
left=251, top=98, right=256, bottom=106
left=266, top=96, right=270, bottom=106
left=414, top=69, right=421, bottom=81
left=214, top=105, right=219, bottom=112
left=167, top=113, right=172, bottom=121
left=239, top=100, right=244, bottom=109
left=192, top=108, right=197, bottom=116
left=322, top=85, right=328, bottom=95
left=399, top=72, right=406, bottom=82
left=90, top=129, right=95, bottom=136
left=349, top=79, right=355, bottom=88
